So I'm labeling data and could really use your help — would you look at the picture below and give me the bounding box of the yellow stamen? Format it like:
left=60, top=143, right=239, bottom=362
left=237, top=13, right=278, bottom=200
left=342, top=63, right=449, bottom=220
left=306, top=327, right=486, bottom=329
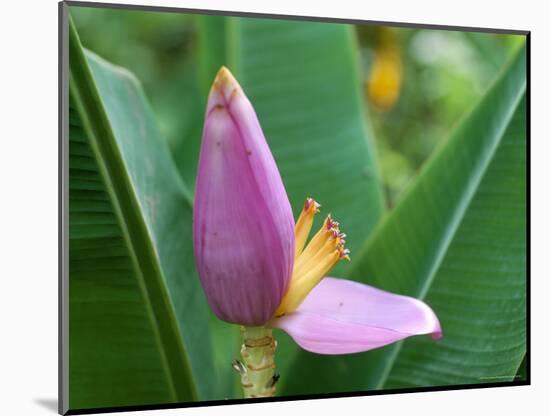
left=294, top=198, right=320, bottom=258
left=276, top=249, right=340, bottom=315
left=293, top=215, right=333, bottom=270
left=275, top=198, right=350, bottom=317
left=293, top=231, right=342, bottom=280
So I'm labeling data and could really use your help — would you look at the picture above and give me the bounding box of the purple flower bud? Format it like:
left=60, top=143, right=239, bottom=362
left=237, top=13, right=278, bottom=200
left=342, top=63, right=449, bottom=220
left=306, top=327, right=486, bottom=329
left=193, top=67, right=295, bottom=326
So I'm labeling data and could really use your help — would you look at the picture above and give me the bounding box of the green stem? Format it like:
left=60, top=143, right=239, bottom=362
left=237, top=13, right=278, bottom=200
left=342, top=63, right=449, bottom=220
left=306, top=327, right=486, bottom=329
left=238, top=326, right=277, bottom=398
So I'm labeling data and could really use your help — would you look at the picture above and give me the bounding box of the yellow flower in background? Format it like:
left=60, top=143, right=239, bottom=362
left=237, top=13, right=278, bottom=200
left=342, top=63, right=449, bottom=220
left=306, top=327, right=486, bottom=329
left=367, top=28, right=403, bottom=111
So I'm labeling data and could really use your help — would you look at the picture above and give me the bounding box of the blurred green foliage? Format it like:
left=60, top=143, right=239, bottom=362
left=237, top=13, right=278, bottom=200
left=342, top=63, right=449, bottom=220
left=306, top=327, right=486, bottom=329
left=357, top=26, right=522, bottom=205
left=71, top=6, right=521, bottom=207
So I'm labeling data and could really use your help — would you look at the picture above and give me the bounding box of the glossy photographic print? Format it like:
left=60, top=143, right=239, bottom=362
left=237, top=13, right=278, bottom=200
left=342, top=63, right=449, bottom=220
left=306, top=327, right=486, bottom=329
left=60, top=1, right=529, bottom=414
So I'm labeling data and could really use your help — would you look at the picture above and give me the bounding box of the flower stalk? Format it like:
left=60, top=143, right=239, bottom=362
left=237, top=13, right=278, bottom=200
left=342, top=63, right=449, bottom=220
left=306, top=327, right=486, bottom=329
left=235, top=326, right=278, bottom=398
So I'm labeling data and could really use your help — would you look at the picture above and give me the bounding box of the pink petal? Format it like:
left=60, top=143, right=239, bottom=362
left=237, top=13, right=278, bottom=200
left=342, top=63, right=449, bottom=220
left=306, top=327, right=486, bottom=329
left=271, top=277, right=442, bottom=354
left=193, top=67, right=295, bottom=326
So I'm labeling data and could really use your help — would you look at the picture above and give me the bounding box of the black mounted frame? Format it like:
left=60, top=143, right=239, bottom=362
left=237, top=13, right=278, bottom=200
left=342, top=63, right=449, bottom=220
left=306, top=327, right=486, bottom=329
left=59, top=1, right=531, bottom=414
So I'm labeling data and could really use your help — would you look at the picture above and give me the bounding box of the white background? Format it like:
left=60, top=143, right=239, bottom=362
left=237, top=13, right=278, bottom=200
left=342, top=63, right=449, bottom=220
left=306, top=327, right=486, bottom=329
left=1, top=0, right=547, bottom=415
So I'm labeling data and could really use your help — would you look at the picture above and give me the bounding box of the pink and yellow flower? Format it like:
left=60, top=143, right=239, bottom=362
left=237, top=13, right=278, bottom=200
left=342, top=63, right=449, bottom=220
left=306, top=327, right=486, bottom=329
left=193, top=67, right=441, bottom=355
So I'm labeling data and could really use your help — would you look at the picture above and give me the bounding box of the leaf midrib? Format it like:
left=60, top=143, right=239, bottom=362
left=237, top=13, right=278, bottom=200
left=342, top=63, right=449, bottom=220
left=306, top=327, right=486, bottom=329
left=68, top=17, right=198, bottom=402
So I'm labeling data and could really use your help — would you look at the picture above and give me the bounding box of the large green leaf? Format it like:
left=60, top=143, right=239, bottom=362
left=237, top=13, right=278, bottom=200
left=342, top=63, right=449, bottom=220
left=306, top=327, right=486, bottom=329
left=383, top=94, right=526, bottom=389
left=191, top=16, right=387, bottom=392
left=281, top=42, right=527, bottom=395
left=68, top=18, right=218, bottom=409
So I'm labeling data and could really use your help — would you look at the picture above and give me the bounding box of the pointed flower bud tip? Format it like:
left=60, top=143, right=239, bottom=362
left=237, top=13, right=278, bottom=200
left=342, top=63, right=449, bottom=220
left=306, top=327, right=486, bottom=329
left=209, top=66, right=243, bottom=107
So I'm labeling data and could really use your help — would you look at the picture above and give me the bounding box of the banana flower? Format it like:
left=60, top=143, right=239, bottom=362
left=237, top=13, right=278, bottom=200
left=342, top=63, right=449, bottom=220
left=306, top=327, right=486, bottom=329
left=193, top=67, right=441, bottom=398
